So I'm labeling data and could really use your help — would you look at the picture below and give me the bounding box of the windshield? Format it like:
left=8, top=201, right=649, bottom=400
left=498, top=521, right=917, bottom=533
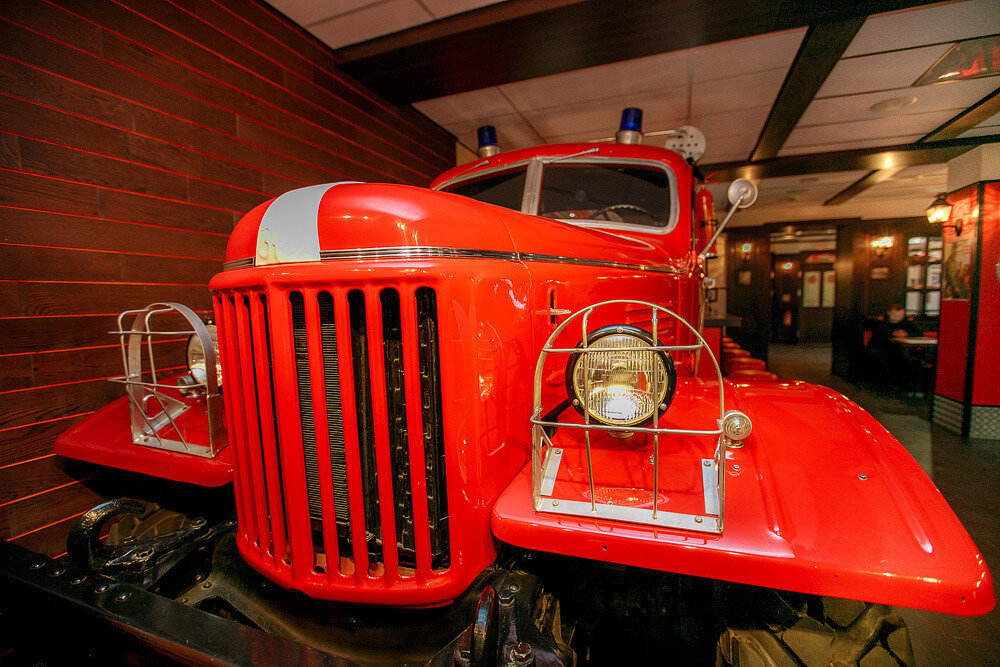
left=538, top=163, right=673, bottom=228
left=439, top=166, right=527, bottom=211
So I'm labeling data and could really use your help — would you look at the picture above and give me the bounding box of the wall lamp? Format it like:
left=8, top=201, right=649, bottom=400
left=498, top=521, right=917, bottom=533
left=871, top=236, right=894, bottom=258
left=739, top=242, right=753, bottom=261
left=926, top=193, right=952, bottom=224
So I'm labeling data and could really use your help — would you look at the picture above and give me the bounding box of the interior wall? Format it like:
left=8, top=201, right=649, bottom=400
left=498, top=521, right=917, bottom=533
left=725, top=227, right=772, bottom=362
left=831, top=217, right=937, bottom=380
left=0, top=0, right=454, bottom=556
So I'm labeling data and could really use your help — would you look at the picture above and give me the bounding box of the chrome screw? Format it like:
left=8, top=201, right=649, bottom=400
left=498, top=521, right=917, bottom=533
left=202, top=581, right=213, bottom=589
left=552, top=500, right=559, bottom=507
left=732, top=464, right=742, bottom=472
left=694, top=516, right=704, bottom=523
left=29, top=561, right=45, bottom=570
left=115, top=591, right=130, bottom=602
left=554, top=449, right=562, bottom=455
left=49, top=566, right=66, bottom=577
left=858, top=474, right=868, bottom=480
left=703, top=460, right=711, bottom=467
left=70, top=576, right=86, bottom=585
left=95, top=583, right=110, bottom=593
left=507, top=583, right=520, bottom=594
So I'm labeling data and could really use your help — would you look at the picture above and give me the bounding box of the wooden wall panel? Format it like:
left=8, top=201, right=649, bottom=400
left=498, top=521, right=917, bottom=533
left=0, top=0, right=455, bottom=556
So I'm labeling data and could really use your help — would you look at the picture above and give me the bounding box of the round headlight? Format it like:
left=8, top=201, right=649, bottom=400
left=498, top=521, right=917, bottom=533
left=186, top=324, right=222, bottom=387
left=566, top=325, right=676, bottom=427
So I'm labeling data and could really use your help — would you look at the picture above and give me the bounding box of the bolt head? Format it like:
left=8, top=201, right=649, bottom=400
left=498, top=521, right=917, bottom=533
left=115, top=591, right=130, bottom=601
left=694, top=516, right=704, bottom=523
left=202, top=581, right=213, bottom=589
left=703, top=459, right=711, bottom=467
left=551, top=500, right=559, bottom=507
left=509, top=641, right=533, bottom=662
left=70, top=576, right=86, bottom=585
left=858, top=473, right=868, bottom=480
left=95, top=583, right=110, bottom=593
left=732, top=464, right=741, bottom=472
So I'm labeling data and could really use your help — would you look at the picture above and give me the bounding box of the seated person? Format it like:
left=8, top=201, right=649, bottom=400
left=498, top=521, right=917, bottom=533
left=866, top=304, right=924, bottom=384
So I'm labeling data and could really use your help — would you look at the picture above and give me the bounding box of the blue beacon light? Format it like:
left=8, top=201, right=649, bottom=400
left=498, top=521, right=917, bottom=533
left=616, top=107, right=644, bottom=144
left=476, top=125, right=500, bottom=157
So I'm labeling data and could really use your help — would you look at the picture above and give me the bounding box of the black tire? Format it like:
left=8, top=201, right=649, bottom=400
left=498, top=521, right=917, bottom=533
left=716, top=590, right=915, bottom=667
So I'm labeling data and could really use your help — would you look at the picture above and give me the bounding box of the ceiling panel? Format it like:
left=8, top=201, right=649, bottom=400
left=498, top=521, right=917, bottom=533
left=959, top=125, right=1000, bottom=138
left=784, top=111, right=959, bottom=151
left=843, top=0, right=1000, bottom=58
left=691, top=67, right=789, bottom=116
left=815, top=44, right=953, bottom=98
left=307, top=0, right=433, bottom=49
left=690, top=29, right=805, bottom=81
left=421, top=0, right=507, bottom=16
left=413, top=87, right=518, bottom=126
left=268, top=0, right=377, bottom=27
left=798, top=77, right=999, bottom=127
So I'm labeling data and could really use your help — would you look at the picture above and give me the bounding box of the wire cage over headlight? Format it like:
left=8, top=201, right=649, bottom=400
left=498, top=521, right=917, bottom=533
left=110, top=302, right=225, bottom=459
left=530, top=300, right=728, bottom=534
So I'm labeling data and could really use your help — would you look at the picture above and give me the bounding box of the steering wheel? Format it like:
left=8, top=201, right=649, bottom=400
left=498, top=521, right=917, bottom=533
left=592, top=204, right=653, bottom=220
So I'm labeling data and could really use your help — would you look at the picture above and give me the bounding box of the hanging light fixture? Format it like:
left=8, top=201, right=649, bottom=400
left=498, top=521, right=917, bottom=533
left=926, top=193, right=952, bottom=224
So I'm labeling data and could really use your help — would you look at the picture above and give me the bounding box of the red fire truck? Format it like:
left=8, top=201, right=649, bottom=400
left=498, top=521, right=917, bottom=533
left=5, top=109, right=990, bottom=665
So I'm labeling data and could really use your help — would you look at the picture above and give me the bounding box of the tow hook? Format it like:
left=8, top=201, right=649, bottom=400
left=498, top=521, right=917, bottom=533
left=66, top=498, right=212, bottom=577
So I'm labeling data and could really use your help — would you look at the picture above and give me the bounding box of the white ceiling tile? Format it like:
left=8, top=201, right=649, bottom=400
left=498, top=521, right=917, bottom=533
left=843, top=0, right=1000, bottom=57
left=973, top=110, right=1000, bottom=128
left=816, top=44, right=953, bottom=98
left=421, top=0, right=506, bottom=18
left=306, top=0, right=432, bottom=49
left=498, top=50, right=691, bottom=113
left=413, top=87, right=518, bottom=126
left=690, top=28, right=805, bottom=81
left=268, top=0, right=378, bottom=27
left=789, top=110, right=957, bottom=147
left=778, top=135, right=925, bottom=156
left=692, top=67, right=788, bottom=116
left=958, top=125, right=1000, bottom=138
left=798, top=77, right=999, bottom=126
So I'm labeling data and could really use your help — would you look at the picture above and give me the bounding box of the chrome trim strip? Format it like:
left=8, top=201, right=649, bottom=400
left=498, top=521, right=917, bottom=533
left=225, top=246, right=690, bottom=274
left=223, top=257, right=253, bottom=270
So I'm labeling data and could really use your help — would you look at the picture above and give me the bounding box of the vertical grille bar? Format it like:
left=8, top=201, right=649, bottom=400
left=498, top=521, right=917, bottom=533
left=234, top=295, right=272, bottom=558
left=416, top=287, right=450, bottom=569
left=332, top=289, right=372, bottom=577
left=381, top=289, right=416, bottom=567
left=303, top=290, right=341, bottom=575
left=365, top=287, right=401, bottom=578
left=398, top=287, right=433, bottom=576
left=218, top=296, right=258, bottom=547
left=249, top=293, right=288, bottom=564
left=267, top=289, right=314, bottom=579
left=214, top=297, right=250, bottom=545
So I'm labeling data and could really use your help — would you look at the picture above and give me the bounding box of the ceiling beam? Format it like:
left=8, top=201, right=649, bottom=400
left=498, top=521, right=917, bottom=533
left=823, top=167, right=903, bottom=206
left=749, top=18, right=865, bottom=161
left=333, top=0, right=942, bottom=104
left=920, top=87, right=1000, bottom=142
left=702, top=135, right=1000, bottom=182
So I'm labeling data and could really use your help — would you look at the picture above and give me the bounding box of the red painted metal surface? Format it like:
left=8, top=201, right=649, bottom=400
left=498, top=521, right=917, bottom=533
left=53, top=383, right=232, bottom=487
left=972, top=181, right=1000, bottom=405
left=493, top=379, right=993, bottom=616
left=59, top=137, right=986, bottom=615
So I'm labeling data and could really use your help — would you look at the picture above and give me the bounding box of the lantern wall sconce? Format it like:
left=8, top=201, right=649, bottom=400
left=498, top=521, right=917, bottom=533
left=926, top=193, right=952, bottom=225
left=739, top=242, right=753, bottom=261
left=871, top=236, right=894, bottom=258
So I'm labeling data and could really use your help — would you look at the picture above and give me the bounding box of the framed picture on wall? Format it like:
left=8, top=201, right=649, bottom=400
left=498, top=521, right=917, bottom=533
left=905, top=291, right=922, bottom=315
left=926, top=264, right=942, bottom=289
left=925, top=291, right=941, bottom=316
left=802, top=270, right=821, bottom=307
left=871, top=266, right=890, bottom=279
left=906, top=264, right=923, bottom=288
left=928, top=237, right=943, bottom=262
left=822, top=270, right=836, bottom=307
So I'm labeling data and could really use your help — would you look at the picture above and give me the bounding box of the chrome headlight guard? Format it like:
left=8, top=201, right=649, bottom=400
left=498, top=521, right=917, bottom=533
left=529, top=299, right=736, bottom=535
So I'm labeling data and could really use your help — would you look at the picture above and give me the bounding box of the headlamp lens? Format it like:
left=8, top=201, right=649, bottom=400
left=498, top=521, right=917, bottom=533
left=186, top=324, right=222, bottom=387
left=570, top=330, right=673, bottom=427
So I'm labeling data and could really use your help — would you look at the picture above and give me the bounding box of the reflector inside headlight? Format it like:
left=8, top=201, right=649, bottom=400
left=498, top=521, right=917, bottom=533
left=186, top=324, right=222, bottom=387
left=568, top=326, right=675, bottom=427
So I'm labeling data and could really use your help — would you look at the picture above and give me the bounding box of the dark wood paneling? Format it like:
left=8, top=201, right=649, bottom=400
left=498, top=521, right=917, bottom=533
left=9, top=514, right=83, bottom=557
left=0, top=416, right=86, bottom=468
left=0, top=0, right=455, bottom=553
left=725, top=228, right=773, bottom=362
left=0, top=208, right=228, bottom=259
left=0, top=455, right=94, bottom=505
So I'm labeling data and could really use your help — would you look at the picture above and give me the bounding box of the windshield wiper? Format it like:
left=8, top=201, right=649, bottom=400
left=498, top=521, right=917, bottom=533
left=542, top=147, right=600, bottom=163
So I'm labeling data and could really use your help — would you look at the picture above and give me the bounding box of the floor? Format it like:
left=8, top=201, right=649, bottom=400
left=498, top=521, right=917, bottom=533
left=768, top=344, right=1000, bottom=666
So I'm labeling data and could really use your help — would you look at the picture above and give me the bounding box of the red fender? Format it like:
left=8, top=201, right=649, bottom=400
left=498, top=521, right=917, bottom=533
left=491, top=379, right=994, bottom=616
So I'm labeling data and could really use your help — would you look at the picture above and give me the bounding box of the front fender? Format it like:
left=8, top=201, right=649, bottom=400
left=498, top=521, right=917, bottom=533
left=491, top=379, right=994, bottom=616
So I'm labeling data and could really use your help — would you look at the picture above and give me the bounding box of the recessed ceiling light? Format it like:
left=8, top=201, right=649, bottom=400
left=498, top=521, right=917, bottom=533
left=870, top=96, right=917, bottom=113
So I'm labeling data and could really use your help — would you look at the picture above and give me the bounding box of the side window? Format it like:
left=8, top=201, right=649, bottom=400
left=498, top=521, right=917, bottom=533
left=441, top=169, right=527, bottom=211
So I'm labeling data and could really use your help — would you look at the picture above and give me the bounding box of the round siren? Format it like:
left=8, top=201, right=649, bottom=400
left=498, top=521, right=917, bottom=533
left=476, top=125, right=500, bottom=157
left=664, top=126, right=707, bottom=162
